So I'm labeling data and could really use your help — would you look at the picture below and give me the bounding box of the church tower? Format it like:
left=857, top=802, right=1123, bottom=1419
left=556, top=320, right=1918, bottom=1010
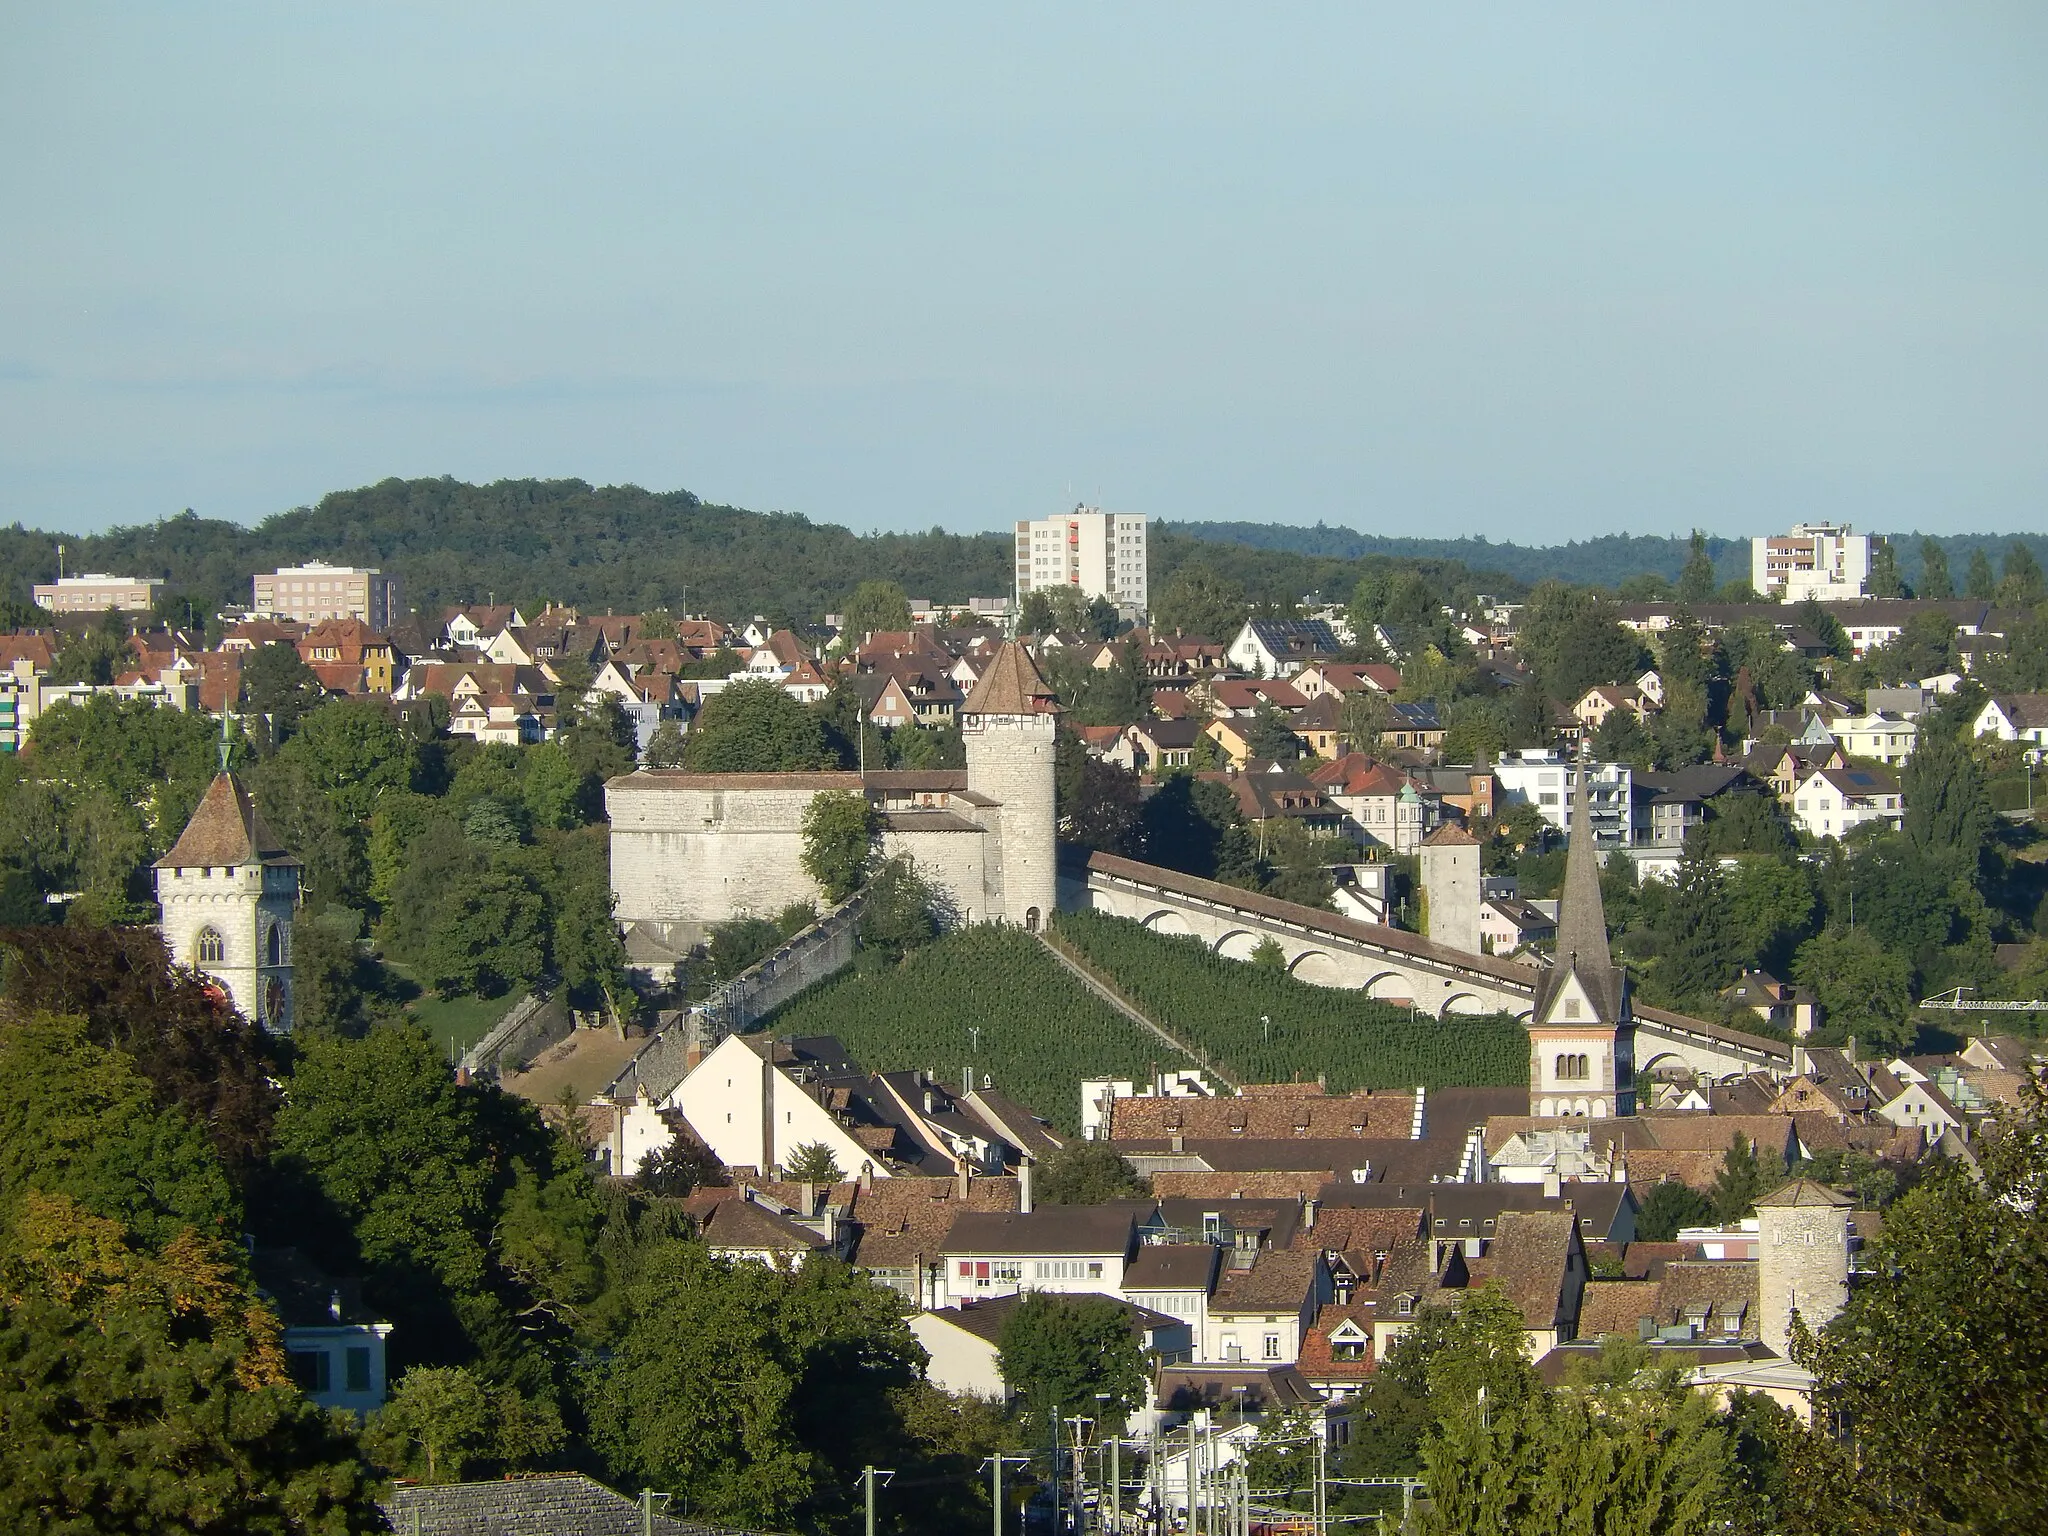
left=1528, top=753, right=1634, bottom=1117
left=959, top=640, right=1061, bottom=930
left=154, top=768, right=301, bottom=1032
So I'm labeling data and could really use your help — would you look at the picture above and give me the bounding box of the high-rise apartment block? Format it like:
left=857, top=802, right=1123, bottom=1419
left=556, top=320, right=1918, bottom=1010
left=1752, top=522, right=1871, bottom=604
left=33, top=574, right=163, bottom=613
left=252, top=562, right=400, bottom=628
left=1014, top=506, right=1148, bottom=615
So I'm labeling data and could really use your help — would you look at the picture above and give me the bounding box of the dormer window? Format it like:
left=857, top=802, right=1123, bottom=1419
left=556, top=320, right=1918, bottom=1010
left=1397, top=1295, right=1414, bottom=1317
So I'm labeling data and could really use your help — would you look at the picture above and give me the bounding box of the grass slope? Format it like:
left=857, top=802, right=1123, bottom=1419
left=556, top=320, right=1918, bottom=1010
left=1053, top=909, right=1527, bottom=1091
left=760, top=927, right=1194, bottom=1135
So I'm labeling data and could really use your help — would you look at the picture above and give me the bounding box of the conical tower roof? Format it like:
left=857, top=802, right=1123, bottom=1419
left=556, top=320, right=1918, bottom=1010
left=961, top=641, right=1062, bottom=716
left=1532, top=751, right=1625, bottom=1025
left=155, top=772, right=299, bottom=870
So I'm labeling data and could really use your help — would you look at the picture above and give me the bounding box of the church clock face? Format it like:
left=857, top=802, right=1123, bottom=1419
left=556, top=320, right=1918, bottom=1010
left=262, top=977, right=286, bottom=1027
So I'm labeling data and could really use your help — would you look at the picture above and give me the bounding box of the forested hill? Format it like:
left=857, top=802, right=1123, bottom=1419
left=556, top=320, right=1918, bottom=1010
left=1173, top=521, right=2048, bottom=593
left=0, top=478, right=1019, bottom=622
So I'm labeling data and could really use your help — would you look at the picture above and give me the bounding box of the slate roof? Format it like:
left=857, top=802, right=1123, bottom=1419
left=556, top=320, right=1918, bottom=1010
left=1461, top=1210, right=1577, bottom=1331
left=155, top=772, right=299, bottom=869
left=383, top=1474, right=778, bottom=1536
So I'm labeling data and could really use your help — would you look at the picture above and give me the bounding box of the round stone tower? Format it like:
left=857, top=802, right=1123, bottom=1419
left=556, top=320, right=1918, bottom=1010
left=1754, top=1178, right=1854, bottom=1359
left=959, top=641, right=1061, bottom=930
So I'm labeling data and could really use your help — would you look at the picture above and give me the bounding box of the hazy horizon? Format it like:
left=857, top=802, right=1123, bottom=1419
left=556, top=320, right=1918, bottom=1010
left=4, top=6, right=2044, bottom=540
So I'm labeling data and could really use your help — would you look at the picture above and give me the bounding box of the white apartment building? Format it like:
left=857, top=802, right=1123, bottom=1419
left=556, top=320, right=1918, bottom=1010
left=32, top=573, right=162, bottom=613
left=1014, top=505, right=1148, bottom=615
left=1751, top=523, right=1872, bottom=604
left=1492, top=751, right=1634, bottom=847
left=252, top=562, right=400, bottom=629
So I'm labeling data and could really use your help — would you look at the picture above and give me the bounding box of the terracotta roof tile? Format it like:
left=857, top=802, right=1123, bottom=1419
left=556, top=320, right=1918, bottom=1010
left=154, top=772, right=298, bottom=870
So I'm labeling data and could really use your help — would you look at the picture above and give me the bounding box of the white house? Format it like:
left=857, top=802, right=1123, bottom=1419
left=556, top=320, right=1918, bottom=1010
left=1791, top=767, right=1904, bottom=840
left=1972, top=695, right=2048, bottom=752
left=673, top=1033, right=892, bottom=1181
left=937, top=1206, right=1138, bottom=1307
left=1493, top=752, right=1633, bottom=847
left=1225, top=619, right=1343, bottom=678
left=1819, top=711, right=1916, bottom=766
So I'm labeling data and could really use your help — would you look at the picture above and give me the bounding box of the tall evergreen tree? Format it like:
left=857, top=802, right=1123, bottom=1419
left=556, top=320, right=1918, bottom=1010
left=1676, top=531, right=1718, bottom=603
left=2001, top=541, right=2046, bottom=607
left=1867, top=536, right=1908, bottom=598
left=1655, top=835, right=1739, bottom=1010
left=1902, top=719, right=1992, bottom=879
left=1967, top=547, right=1998, bottom=600
left=1918, top=536, right=1954, bottom=600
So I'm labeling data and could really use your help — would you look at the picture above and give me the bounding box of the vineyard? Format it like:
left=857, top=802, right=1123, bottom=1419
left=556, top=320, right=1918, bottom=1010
left=1051, top=909, right=1528, bottom=1091
left=759, top=927, right=1194, bottom=1135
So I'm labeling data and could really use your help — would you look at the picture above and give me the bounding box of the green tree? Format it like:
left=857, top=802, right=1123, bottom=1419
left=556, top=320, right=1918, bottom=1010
left=1652, top=836, right=1740, bottom=1010
left=1243, top=703, right=1301, bottom=763
left=241, top=642, right=328, bottom=747
left=801, top=789, right=878, bottom=902
left=1793, top=1081, right=2048, bottom=1536
left=996, top=1292, right=1149, bottom=1439
left=683, top=679, right=833, bottom=771
left=1634, top=1180, right=1714, bottom=1243
left=1793, top=926, right=1915, bottom=1053
left=0, top=1192, right=388, bottom=1535
left=365, top=1364, right=491, bottom=1482
left=644, top=717, right=687, bottom=768
left=1418, top=1367, right=1743, bottom=1536
left=856, top=857, right=942, bottom=958
left=519, top=743, right=585, bottom=831
left=1710, top=1133, right=1781, bottom=1223
left=1137, top=774, right=1240, bottom=880
left=1152, top=564, right=1248, bottom=642
left=1966, top=547, right=1997, bottom=600
left=1918, top=537, right=1954, bottom=599
left=1676, top=531, right=1718, bottom=602
left=1902, top=720, right=1992, bottom=879
left=2000, top=541, right=2046, bottom=607
left=841, top=580, right=913, bottom=639
left=1867, top=535, right=1907, bottom=598
left=1016, top=589, right=1057, bottom=636
left=1035, top=1141, right=1146, bottom=1204
left=0, top=1011, right=238, bottom=1248
left=275, top=700, right=416, bottom=823
left=584, top=1244, right=924, bottom=1532
left=784, top=1143, right=844, bottom=1183
left=420, top=868, right=548, bottom=998
left=1722, top=855, right=1815, bottom=973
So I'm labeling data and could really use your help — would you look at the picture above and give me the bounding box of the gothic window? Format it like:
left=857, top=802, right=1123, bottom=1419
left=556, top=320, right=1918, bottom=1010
left=265, top=922, right=286, bottom=966
left=196, top=927, right=225, bottom=966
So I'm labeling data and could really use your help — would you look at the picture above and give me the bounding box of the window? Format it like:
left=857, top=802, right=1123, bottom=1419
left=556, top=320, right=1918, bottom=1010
left=1264, top=1333, right=1281, bottom=1360
left=288, top=1350, right=331, bottom=1392
left=1397, top=1296, right=1414, bottom=1317
left=345, top=1347, right=371, bottom=1393
left=265, top=921, right=289, bottom=966
left=195, top=927, right=225, bottom=966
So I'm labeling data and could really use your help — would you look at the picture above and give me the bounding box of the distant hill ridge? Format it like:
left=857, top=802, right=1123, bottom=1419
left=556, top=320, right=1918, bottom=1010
left=0, top=475, right=2040, bottom=618
left=1168, top=521, right=2048, bottom=592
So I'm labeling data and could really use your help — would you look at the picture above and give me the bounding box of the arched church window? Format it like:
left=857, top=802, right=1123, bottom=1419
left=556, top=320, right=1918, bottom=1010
left=266, top=921, right=290, bottom=966
left=195, top=927, right=226, bottom=966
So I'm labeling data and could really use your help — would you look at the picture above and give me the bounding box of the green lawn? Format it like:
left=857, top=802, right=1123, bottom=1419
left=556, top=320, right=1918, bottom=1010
left=383, top=960, right=518, bottom=1059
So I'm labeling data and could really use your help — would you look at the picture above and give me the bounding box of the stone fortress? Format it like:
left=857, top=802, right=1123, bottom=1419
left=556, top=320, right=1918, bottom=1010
left=606, top=641, right=1061, bottom=957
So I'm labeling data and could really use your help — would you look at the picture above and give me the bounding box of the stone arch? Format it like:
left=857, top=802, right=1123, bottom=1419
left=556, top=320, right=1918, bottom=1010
left=1637, top=1050, right=1690, bottom=1079
left=1214, top=929, right=1262, bottom=961
left=1024, top=907, right=1041, bottom=934
left=1440, top=991, right=1487, bottom=1017
left=1141, top=909, right=1191, bottom=936
left=1363, top=971, right=1411, bottom=1003
left=1538, top=1096, right=1555, bottom=1117
left=1287, top=949, right=1342, bottom=985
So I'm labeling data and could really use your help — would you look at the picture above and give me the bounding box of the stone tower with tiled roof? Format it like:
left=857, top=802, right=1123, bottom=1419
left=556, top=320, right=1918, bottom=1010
left=1418, top=821, right=1482, bottom=955
left=1754, top=1177, right=1853, bottom=1358
left=1527, top=753, right=1634, bottom=1118
left=154, top=771, right=301, bottom=1032
left=961, top=640, right=1061, bottom=930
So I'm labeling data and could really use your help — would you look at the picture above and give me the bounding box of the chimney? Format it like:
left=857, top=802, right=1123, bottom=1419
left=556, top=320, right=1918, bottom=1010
left=1543, top=1171, right=1562, bottom=1199
left=328, top=1290, right=342, bottom=1322
left=1303, top=1198, right=1319, bottom=1231
left=798, top=1181, right=815, bottom=1217
left=956, top=1162, right=971, bottom=1200
left=1170, top=1131, right=1185, bottom=1154
left=1019, top=1155, right=1035, bottom=1215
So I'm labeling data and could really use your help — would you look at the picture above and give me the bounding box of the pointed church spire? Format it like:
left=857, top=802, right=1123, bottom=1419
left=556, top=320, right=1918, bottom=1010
left=1554, top=745, right=1612, bottom=976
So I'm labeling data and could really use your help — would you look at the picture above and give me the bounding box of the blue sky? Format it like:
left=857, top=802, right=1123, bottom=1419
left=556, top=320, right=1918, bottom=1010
left=2, top=5, right=2044, bottom=540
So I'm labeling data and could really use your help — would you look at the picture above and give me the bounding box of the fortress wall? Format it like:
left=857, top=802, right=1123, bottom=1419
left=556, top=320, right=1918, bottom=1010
left=881, top=827, right=996, bottom=925
left=609, top=784, right=822, bottom=926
